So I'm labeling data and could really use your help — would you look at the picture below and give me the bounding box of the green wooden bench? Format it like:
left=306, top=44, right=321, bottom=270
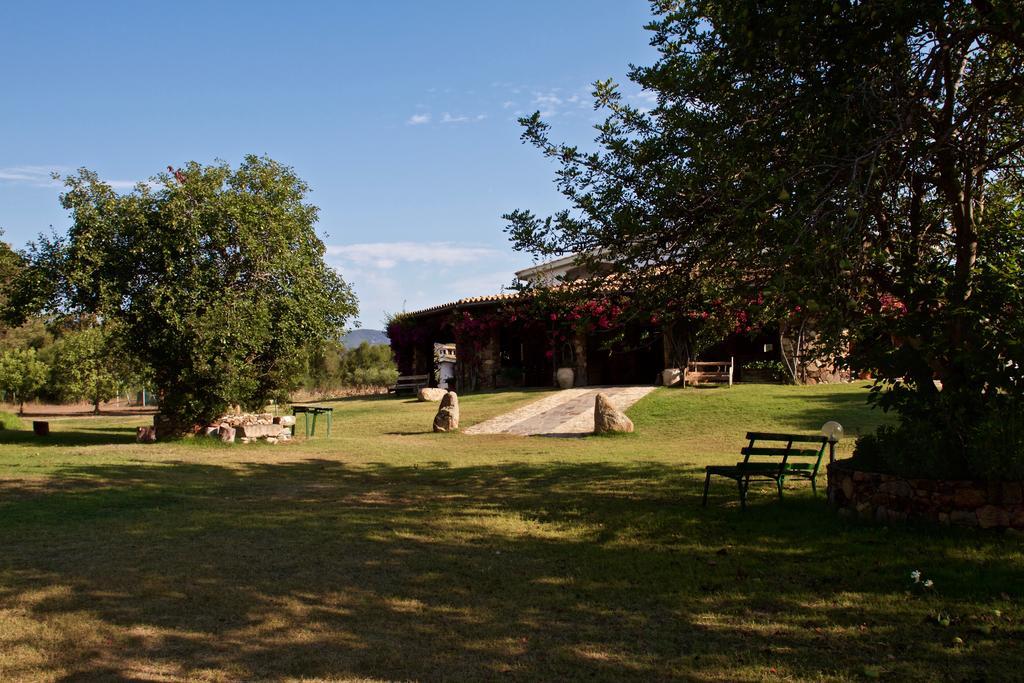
left=702, top=432, right=828, bottom=509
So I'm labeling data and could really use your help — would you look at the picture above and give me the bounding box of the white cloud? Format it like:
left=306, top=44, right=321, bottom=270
left=439, top=112, right=486, bottom=124
left=0, top=165, right=147, bottom=190
left=326, top=242, right=499, bottom=269
left=406, top=113, right=431, bottom=125
left=0, top=166, right=61, bottom=187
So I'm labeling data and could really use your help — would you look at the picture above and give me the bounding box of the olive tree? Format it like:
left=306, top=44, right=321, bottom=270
left=10, top=156, right=358, bottom=429
left=505, top=0, right=1024, bottom=477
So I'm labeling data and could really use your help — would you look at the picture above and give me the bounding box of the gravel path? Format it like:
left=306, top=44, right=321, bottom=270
left=465, top=385, right=656, bottom=437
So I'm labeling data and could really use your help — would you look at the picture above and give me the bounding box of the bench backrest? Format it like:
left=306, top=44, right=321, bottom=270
left=395, top=374, right=430, bottom=385
left=740, top=432, right=828, bottom=476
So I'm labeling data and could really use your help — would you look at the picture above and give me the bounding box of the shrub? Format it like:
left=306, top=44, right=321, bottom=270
left=0, top=410, right=25, bottom=430
left=742, top=360, right=787, bottom=383
left=852, top=399, right=1024, bottom=481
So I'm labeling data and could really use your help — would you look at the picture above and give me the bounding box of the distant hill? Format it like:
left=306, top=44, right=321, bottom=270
left=342, top=329, right=390, bottom=347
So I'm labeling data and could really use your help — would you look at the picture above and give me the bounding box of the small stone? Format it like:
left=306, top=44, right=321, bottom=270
left=593, top=393, right=634, bottom=434
left=218, top=425, right=236, bottom=444
left=418, top=387, right=448, bottom=402
left=266, top=437, right=279, bottom=445
left=136, top=426, right=157, bottom=443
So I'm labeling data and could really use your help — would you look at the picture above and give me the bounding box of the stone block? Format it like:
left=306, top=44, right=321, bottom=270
left=136, top=426, right=157, bottom=443
left=977, top=505, right=1010, bottom=529
left=841, top=477, right=855, bottom=501
left=950, top=510, right=978, bottom=526
left=1001, top=483, right=1023, bottom=505
left=878, top=479, right=913, bottom=498
left=237, top=423, right=286, bottom=439
left=953, top=488, right=987, bottom=509
left=274, top=415, right=296, bottom=427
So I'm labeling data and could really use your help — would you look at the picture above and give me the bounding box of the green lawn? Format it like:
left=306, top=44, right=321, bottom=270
left=0, top=384, right=1020, bottom=681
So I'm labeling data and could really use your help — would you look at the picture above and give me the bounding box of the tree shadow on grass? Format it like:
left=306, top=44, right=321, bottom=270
left=0, top=426, right=139, bottom=448
left=0, top=459, right=1020, bottom=681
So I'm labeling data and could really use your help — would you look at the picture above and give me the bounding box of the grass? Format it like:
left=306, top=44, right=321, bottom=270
left=0, top=384, right=1020, bottom=681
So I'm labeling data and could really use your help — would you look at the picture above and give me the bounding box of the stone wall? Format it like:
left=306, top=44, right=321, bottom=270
left=827, top=460, right=1024, bottom=530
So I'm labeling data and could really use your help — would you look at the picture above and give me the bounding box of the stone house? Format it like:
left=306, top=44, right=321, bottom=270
left=387, top=258, right=844, bottom=391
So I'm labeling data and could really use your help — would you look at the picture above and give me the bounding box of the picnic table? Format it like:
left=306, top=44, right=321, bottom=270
left=291, top=405, right=334, bottom=438
left=702, top=431, right=828, bottom=509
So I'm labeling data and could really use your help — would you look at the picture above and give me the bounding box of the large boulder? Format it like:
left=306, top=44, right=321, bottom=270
left=418, top=387, right=448, bottom=402
left=594, top=393, right=634, bottom=434
left=432, top=391, right=460, bottom=432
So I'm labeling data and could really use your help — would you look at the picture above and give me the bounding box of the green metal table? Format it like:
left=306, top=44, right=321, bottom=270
left=291, top=405, right=334, bottom=437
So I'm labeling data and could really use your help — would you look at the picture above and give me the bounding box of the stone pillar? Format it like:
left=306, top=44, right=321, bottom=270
left=477, top=331, right=501, bottom=389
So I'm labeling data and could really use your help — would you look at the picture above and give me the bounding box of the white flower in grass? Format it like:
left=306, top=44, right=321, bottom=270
left=910, top=570, right=921, bottom=583
left=923, top=579, right=934, bottom=589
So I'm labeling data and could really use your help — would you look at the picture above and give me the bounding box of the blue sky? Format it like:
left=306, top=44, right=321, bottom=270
left=0, top=1, right=658, bottom=328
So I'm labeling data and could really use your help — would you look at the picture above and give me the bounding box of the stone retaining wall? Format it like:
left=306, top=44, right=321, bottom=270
left=827, top=460, right=1024, bottom=530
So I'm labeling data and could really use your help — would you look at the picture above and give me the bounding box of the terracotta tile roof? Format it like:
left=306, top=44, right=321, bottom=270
left=401, top=291, right=521, bottom=318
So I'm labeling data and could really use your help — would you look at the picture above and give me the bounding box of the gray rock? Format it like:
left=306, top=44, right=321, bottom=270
left=218, top=425, right=236, bottom=444
left=432, top=391, right=460, bottom=432
left=594, top=392, right=634, bottom=434
left=237, top=423, right=286, bottom=439
left=418, top=387, right=448, bottom=402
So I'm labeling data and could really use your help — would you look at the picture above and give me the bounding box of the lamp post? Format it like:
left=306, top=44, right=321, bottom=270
left=821, top=420, right=844, bottom=464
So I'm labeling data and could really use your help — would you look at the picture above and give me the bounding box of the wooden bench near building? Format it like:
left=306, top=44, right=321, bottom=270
left=391, top=374, right=430, bottom=394
left=683, top=358, right=734, bottom=387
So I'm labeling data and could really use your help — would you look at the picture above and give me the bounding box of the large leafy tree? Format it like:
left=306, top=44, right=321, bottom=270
left=505, top=1, right=1024, bottom=475
left=9, top=156, right=358, bottom=428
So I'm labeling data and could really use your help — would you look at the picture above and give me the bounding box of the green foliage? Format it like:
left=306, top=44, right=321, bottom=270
left=0, top=317, right=52, bottom=352
left=742, top=360, right=787, bottom=383
left=10, top=156, right=358, bottom=426
left=0, top=347, right=49, bottom=413
left=504, top=1, right=1024, bottom=474
left=303, top=340, right=398, bottom=391
left=49, top=325, right=141, bottom=412
left=0, top=410, right=25, bottom=430
left=854, top=398, right=1024, bottom=481
left=339, top=341, right=398, bottom=387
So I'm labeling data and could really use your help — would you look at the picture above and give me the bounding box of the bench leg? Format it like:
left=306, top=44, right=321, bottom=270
left=810, top=476, right=818, bottom=497
left=776, top=476, right=784, bottom=500
left=702, top=472, right=712, bottom=507
left=738, top=478, right=748, bottom=510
